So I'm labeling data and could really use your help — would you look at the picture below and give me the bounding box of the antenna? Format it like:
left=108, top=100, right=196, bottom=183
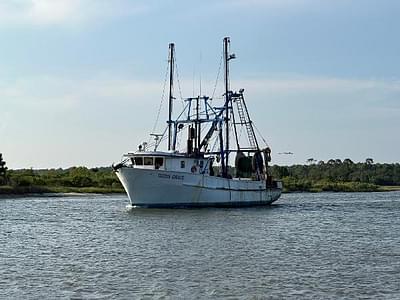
left=199, top=51, right=202, bottom=97
left=192, top=67, right=195, bottom=98
left=150, top=133, right=164, bottom=151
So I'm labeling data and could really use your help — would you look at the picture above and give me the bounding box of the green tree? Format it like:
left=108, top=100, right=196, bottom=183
left=327, top=159, right=336, bottom=165
left=343, top=158, right=354, bottom=165
left=335, top=159, right=342, bottom=165
left=366, top=158, right=374, bottom=165
left=0, top=153, right=8, bottom=185
left=306, top=158, right=316, bottom=165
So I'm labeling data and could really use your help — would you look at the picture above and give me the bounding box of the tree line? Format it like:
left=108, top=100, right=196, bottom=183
left=0, top=154, right=123, bottom=194
left=1, top=152, right=400, bottom=194
left=270, top=158, right=400, bottom=192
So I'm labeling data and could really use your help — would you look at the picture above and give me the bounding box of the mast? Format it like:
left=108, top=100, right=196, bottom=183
left=196, top=96, right=200, bottom=154
left=223, top=37, right=235, bottom=177
left=168, top=43, right=175, bottom=151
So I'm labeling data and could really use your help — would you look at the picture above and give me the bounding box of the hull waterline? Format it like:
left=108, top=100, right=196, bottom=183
left=116, top=167, right=281, bottom=208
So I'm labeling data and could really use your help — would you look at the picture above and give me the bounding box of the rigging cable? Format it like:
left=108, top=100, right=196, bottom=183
left=210, top=134, right=220, bottom=153
left=253, top=122, right=270, bottom=148
left=148, top=126, right=169, bottom=150
left=176, top=125, right=183, bottom=151
left=149, top=60, right=170, bottom=144
left=211, top=52, right=223, bottom=100
left=174, top=53, right=185, bottom=108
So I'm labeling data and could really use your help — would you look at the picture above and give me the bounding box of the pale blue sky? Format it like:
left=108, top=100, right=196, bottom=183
left=1, top=0, right=399, bottom=168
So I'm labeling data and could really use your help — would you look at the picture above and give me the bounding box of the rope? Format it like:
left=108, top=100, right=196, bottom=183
left=147, top=126, right=168, bottom=150
left=211, top=52, right=223, bottom=100
left=175, top=58, right=184, bottom=100
left=174, top=54, right=185, bottom=110
left=253, top=122, right=269, bottom=148
left=210, top=134, right=219, bottom=152
left=149, top=61, right=170, bottom=143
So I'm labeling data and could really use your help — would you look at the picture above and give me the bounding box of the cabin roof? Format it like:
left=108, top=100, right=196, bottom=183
left=123, top=151, right=186, bottom=158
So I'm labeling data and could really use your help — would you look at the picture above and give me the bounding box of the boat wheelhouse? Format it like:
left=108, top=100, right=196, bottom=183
left=123, top=151, right=212, bottom=175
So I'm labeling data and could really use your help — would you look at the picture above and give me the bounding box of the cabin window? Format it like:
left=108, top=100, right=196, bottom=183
left=155, top=157, right=164, bottom=169
left=144, top=157, right=153, bottom=165
left=181, top=161, right=185, bottom=168
left=134, top=157, right=143, bottom=165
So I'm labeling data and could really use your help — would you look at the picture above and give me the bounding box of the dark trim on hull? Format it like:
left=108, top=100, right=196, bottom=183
left=183, top=183, right=268, bottom=192
left=129, top=200, right=278, bottom=209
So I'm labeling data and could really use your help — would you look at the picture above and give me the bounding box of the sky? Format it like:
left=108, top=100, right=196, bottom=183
left=1, top=0, right=399, bottom=169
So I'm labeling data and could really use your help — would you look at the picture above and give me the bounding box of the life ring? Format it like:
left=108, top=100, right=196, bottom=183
left=191, top=166, right=197, bottom=173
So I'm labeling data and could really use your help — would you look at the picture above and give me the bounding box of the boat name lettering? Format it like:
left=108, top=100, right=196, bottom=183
left=158, top=173, right=184, bottom=180
left=158, top=173, right=170, bottom=179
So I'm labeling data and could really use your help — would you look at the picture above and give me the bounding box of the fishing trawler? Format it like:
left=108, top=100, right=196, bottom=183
left=113, top=37, right=282, bottom=207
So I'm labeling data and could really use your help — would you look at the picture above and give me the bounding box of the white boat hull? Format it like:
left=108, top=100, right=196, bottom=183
left=116, top=167, right=281, bottom=208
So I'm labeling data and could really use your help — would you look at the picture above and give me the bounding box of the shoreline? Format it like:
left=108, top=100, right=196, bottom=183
left=0, top=191, right=126, bottom=199
left=0, top=185, right=125, bottom=199
left=1, top=186, right=400, bottom=199
left=282, top=188, right=400, bottom=194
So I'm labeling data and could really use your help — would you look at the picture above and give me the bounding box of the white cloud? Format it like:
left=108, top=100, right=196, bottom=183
left=233, top=77, right=400, bottom=93
left=0, top=0, right=149, bottom=26
left=2, top=75, right=399, bottom=113
left=230, top=0, right=309, bottom=6
left=1, top=74, right=399, bottom=168
left=225, top=0, right=316, bottom=10
left=0, top=76, right=162, bottom=112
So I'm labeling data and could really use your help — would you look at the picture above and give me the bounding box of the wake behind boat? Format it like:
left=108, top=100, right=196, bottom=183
left=113, top=37, right=282, bottom=207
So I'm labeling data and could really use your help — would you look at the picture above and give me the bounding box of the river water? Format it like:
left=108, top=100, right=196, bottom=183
left=1, top=192, right=399, bottom=299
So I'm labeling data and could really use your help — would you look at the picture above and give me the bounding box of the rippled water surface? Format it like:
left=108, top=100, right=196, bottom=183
left=1, top=192, right=400, bottom=299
